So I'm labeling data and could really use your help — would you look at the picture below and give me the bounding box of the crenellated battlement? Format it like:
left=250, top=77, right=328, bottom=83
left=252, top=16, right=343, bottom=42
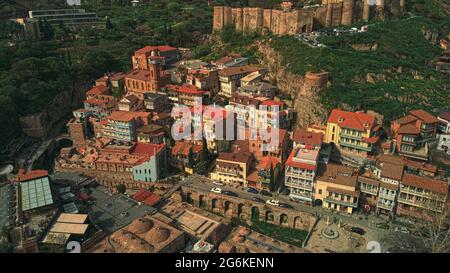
left=213, top=0, right=406, bottom=35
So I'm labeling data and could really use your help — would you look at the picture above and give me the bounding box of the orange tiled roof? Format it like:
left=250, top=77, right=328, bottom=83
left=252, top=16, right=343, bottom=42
left=87, top=85, right=109, bottom=96
left=258, top=156, right=279, bottom=170
left=219, top=65, right=264, bottom=77
left=401, top=173, right=448, bottom=195
left=292, top=128, right=323, bottom=146
left=166, top=84, right=206, bottom=95
left=285, top=150, right=316, bottom=171
left=409, top=109, right=438, bottom=124
left=135, top=45, right=177, bottom=54
left=15, top=169, right=48, bottom=182
left=327, top=109, right=376, bottom=131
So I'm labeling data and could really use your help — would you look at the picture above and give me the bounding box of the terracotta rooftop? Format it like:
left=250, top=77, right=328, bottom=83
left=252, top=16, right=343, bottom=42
left=327, top=109, right=377, bottom=131
left=125, top=70, right=151, bottom=81
left=292, top=128, right=323, bottom=147
left=327, top=186, right=359, bottom=197
left=166, top=84, right=206, bottom=95
left=217, top=152, right=253, bottom=164
left=315, top=163, right=357, bottom=187
left=401, top=174, right=448, bottom=195
left=229, top=94, right=261, bottom=106
left=135, top=45, right=177, bottom=55
left=285, top=150, right=316, bottom=171
left=107, top=111, right=149, bottom=122
left=397, top=123, right=421, bottom=135
left=15, top=169, right=48, bottom=182
left=381, top=162, right=404, bottom=181
left=409, top=109, right=438, bottom=124
left=171, top=141, right=202, bottom=157
left=258, top=156, right=279, bottom=170
left=87, top=85, right=109, bottom=96
left=219, top=65, right=264, bottom=77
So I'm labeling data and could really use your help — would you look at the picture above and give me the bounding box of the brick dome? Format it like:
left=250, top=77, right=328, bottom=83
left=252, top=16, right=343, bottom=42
left=128, top=218, right=154, bottom=234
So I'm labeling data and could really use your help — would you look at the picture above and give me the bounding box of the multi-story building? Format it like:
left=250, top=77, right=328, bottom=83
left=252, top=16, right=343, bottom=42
left=170, top=141, right=203, bottom=170
left=186, top=69, right=219, bottom=95
left=102, top=111, right=150, bottom=141
left=165, top=84, right=209, bottom=107
left=27, top=9, right=102, bottom=27
left=219, top=66, right=266, bottom=97
left=211, top=152, right=254, bottom=187
left=325, top=109, right=382, bottom=163
left=246, top=157, right=280, bottom=191
left=391, top=109, right=438, bottom=161
left=144, top=92, right=169, bottom=113
left=314, top=163, right=359, bottom=214
left=124, top=61, right=171, bottom=100
left=248, top=128, right=290, bottom=164
left=437, top=133, right=450, bottom=155
left=257, top=100, right=291, bottom=129
left=118, top=95, right=144, bottom=112
left=397, top=174, right=449, bottom=218
left=376, top=162, right=403, bottom=217
left=292, top=128, right=331, bottom=163
left=226, top=95, right=261, bottom=128
left=136, top=124, right=167, bottom=144
left=357, top=175, right=380, bottom=212
left=239, top=82, right=276, bottom=99
left=83, top=84, right=118, bottom=118
left=213, top=56, right=248, bottom=69
left=437, top=112, right=450, bottom=133
left=285, top=147, right=320, bottom=204
left=132, top=45, right=179, bottom=69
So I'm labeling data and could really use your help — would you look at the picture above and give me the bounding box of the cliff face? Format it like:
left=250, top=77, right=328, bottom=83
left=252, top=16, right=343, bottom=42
left=213, top=0, right=406, bottom=35
left=257, top=41, right=328, bottom=128
left=19, top=86, right=86, bottom=139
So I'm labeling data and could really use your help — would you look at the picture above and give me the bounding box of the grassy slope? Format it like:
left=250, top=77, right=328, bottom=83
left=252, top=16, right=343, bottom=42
left=271, top=14, right=449, bottom=122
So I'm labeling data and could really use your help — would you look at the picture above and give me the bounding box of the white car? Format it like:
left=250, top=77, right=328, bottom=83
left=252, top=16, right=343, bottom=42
left=211, top=187, right=222, bottom=194
left=213, top=180, right=224, bottom=186
left=266, top=199, right=280, bottom=206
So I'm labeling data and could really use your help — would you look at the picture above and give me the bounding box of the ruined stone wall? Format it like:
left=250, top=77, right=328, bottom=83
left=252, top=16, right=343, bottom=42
left=178, top=186, right=317, bottom=230
left=213, top=0, right=405, bottom=34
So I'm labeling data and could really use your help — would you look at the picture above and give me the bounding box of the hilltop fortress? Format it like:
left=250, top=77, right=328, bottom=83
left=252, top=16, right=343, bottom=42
left=213, top=0, right=406, bottom=35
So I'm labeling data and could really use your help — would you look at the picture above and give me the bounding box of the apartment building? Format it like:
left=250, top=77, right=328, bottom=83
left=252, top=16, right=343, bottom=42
left=357, top=175, right=380, bottom=212
left=83, top=84, right=118, bottom=118
left=391, top=109, right=438, bottom=161
left=118, top=95, right=144, bottom=112
left=325, top=109, right=382, bottom=163
left=437, top=112, right=450, bottom=134
left=67, top=109, right=94, bottom=147
left=102, top=111, right=150, bottom=141
left=186, top=69, right=219, bottom=95
left=211, top=152, right=254, bottom=187
left=285, top=148, right=320, bottom=204
left=397, top=174, right=449, bottom=218
left=219, top=66, right=266, bottom=97
left=257, top=100, right=291, bottom=129
left=170, top=141, right=203, bottom=170
left=314, top=164, right=359, bottom=214
left=376, top=162, right=404, bottom=217
left=144, top=93, right=169, bottom=113
left=248, top=128, right=290, bottom=164
left=165, top=84, right=209, bottom=107
left=225, top=95, right=261, bottom=128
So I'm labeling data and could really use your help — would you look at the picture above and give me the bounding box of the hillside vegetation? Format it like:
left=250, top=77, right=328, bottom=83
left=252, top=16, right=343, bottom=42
left=270, top=2, right=450, bottom=122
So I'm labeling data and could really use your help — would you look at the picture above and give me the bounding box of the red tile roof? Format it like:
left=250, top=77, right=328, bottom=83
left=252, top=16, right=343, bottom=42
left=133, top=143, right=165, bottom=156
left=219, top=65, right=264, bottom=77
left=166, top=84, right=206, bottom=95
left=292, top=128, right=323, bottom=146
left=401, top=173, right=448, bottom=195
left=397, top=123, right=420, bottom=135
left=327, top=109, right=376, bottom=131
left=135, top=45, right=177, bottom=54
left=107, top=111, right=149, bottom=122
left=260, top=100, right=285, bottom=107
left=381, top=163, right=404, bottom=181
left=131, top=189, right=161, bottom=206
left=15, top=169, right=49, bottom=182
left=409, top=109, right=438, bottom=124
left=217, top=152, right=253, bottom=164
left=258, top=156, right=279, bottom=170
left=87, top=85, right=109, bottom=96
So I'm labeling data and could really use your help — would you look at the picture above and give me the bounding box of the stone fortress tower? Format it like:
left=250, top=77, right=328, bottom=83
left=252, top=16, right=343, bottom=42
left=213, top=0, right=407, bottom=35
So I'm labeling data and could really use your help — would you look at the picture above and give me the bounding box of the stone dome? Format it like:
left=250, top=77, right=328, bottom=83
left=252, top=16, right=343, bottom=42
left=238, top=227, right=251, bottom=236
left=128, top=218, right=154, bottom=234
left=145, top=226, right=171, bottom=244
left=233, top=234, right=245, bottom=243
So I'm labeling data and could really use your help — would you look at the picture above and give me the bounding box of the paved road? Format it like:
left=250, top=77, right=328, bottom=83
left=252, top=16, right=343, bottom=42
left=182, top=174, right=395, bottom=242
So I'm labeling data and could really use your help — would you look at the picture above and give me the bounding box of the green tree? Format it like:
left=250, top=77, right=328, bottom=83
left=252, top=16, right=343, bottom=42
left=187, top=147, right=195, bottom=168
left=269, top=165, right=275, bottom=192
left=201, top=138, right=209, bottom=162
left=194, top=160, right=210, bottom=175
left=116, top=184, right=126, bottom=194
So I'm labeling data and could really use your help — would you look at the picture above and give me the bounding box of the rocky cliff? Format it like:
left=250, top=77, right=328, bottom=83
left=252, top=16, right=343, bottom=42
left=257, top=40, right=328, bottom=128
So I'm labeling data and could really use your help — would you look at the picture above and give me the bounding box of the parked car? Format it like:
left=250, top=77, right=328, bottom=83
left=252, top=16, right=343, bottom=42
left=251, top=197, right=265, bottom=203
left=279, top=203, right=294, bottom=209
left=266, top=199, right=280, bottom=206
left=120, top=212, right=129, bottom=217
left=213, top=181, right=224, bottom=186
left=247, top=187, right=258, bottom=194
left=211, top=187, right=222, bottom=194
left=350, top=227, right=365, bottom=235
left=395, top=226, right=410, bottom=234
left=223, top=191, right=238, bottom=197
left=260, top=190, right=273, bottom=197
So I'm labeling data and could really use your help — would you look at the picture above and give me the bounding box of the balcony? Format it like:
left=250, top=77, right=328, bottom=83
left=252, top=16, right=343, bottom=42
left=340, top=131, right=363, bottom=140
left=377, top=201, right=395, bottom=211
left=325, top=197, right=358, bottom=208
left=338, top=140, right=372, bottom=152
left=360, top=187, right=378, bottom=195
left=378, top=191, right=397, bottom=200
left=285, top=180, right=313, bottom=190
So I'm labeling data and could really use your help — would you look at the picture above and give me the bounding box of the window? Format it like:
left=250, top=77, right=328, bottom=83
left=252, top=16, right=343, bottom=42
left=318, top=189, right=322, bottom=195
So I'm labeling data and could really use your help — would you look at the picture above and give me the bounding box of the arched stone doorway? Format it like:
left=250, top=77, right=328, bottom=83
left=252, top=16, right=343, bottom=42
left=186, top=192, right=194, bottom=205
left=265, top=211, right=274, bottom=223
left=294, top=216, right=303, bottom=229
left=238, top=203, right=245, bottom=218
left=212, top=198, right=218, bottom=210
left=224, top=201, right=233, bottom=215
left=280, top=213, right=288, bottom=226
left=251, top=207, right=260, bottom=222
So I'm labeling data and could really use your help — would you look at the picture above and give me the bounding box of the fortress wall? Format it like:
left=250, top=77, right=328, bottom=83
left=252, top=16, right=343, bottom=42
left=263, top=9, right=273, bottom=31
left=341, top=0, right=355, bottom=26
left=232, top=8, right=244, bottom=32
